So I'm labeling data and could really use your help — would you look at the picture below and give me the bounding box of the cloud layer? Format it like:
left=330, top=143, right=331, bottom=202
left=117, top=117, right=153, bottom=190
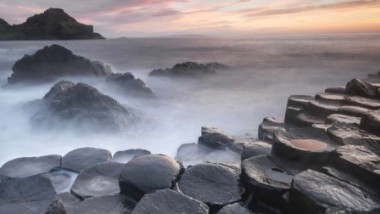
left=0, top=0, right=379, bottom=37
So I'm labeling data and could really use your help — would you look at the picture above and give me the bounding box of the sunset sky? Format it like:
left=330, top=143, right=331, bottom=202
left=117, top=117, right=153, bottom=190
left=0, top=0, right=380, bottom=37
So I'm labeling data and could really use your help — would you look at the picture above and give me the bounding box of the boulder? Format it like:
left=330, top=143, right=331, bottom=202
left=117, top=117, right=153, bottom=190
left=334, top=145, right=380, bottom=189
left=112, top=149, right=151, bottom=164
left=258, top=117, right=286, bottom=142
left=119, top=154, right=182, bottom=201
left=290, top=170, right=380, bottom=213
left=44, top=169, right=78, bottom=193
left=8, top=44, right=110, bottom=84
left=0, top=155, right=61, bottom=178
left=241, top=141, right=271, bottom=160
left=345, top=79, right=378, bottom=98
left=0, top=175, right=59, bottom=214
left=198, top=127, right=234, bottom=150
left=149, top=62, right=229, bottom=78
left=177, top=163, right=242, bottom=207
left=71, top=162, right=124, bottom=199
left=217, top=203, right=252, bottom=214
left=106, top=73, right=155, bottom=98
left=71, top=195, right=136, bottom=214
left=272, top=127, right=337, bottom=165
left=360, top=111, right=380, bottom=136
left=0, top=8, right=104, bottom=40
left=62, top=147, right=112, bottom=172
left=30, top=81, right=138, bottom=132
left=132, top=189, right=209, bottom=214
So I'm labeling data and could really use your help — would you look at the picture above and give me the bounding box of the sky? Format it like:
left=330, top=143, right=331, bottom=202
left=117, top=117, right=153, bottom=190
left=0, top=0, right=380, bottom=37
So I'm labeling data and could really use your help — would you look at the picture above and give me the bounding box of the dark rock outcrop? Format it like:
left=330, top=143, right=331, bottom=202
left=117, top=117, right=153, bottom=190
left=8, top=45, right=111, bottom=84
left=71, top=162, right=124, bottom=199
left=149, top=62, right=229, bottom=78
left=106, top=73, right=155, bottom=98
left=258, top=117, right=287, bottom=142
left=112, top=149, right=151, bottom=164
left=30, top=81, right=138, bottom=132
left=0, top=155, right=61, bottom=178
left=61, top=147, right=112, bottom=172
left=289, top=170, right=380, bottom=213
left=198, top=127, right=234, bottom=150
left=119, top=154, right=182, bottom=201
left=345, top=79, right=378, bottom=98
left=0, top=175, right=59, bottom=213
left=132, top=189, right=209, bottom=214
left=177, top=163, right=241, bottom=208
left=0, top=8, right=104, bottom=40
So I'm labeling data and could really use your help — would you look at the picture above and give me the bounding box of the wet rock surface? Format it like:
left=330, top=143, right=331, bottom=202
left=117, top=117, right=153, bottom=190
left=132, top=189, right=209, bottom=214
left=71, top=195, right=136, bottom=214
left=44, top=168, right=78, bottom=193
left=198, top=126, right=235, bottom=150
left=241, top=141, right=272, bottom=160
left=71, top=162, right=124, bottom=199
left=62, top=147, right=112, bottom=172
left=217, top=203, right=252, bottom=214
left=30, top=81, right=138, bottom=132
left=119, top=154, right=182, bottom=200
left=149, top=61, right=229, bottom=78
left=177, top=163, right=241, bottom=207
left=0, top=175, right=58, bottom=214
left=8, top=44, right=110, bottom=84
left=0, top=155, right=61, bottom=178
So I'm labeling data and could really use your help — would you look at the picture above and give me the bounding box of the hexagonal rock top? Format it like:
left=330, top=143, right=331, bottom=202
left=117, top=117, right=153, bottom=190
left=119, top=154, right=182, bottom=200
left=71, top=162, right=124, bottom=199
left=62, top=147, right=112, bottom=172
left=0, top=175, right=59, bottom=213
left=0, top=155, right=61, bottom=178
left=132, top=189, right=209, bottom=214
left=71, top=194, right=136, bottom=214
left=177, top=163, right=242, bottom=207
left=290, top=170, right=380, bottom=213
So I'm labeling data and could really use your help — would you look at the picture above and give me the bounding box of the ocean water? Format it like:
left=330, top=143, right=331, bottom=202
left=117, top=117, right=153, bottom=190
left=0, top=33, right=379, bottom=164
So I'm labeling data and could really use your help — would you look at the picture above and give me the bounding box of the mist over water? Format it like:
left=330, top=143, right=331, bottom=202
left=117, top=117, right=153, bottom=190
left=0, top=33, right=380, bottom=164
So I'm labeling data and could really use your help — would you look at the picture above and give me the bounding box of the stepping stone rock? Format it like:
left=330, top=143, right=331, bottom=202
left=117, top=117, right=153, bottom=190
left=272, top=127, right=337, bottom=164
left=293, top=112, right=325, bottom=127
left=338, top=105, right=371, bottom=118
left=178, top=163, right=242, bottom=207
left=112, top=149, right=151, bottom=164
left=44, top=168, right=78, bottom=193
left=71, top=162, right=123, bottom=199
left=0, top=175, right=59, bottom=214
left=242, top=141, right=271, bottom=160
left=258, top=117, right=286, bottom=142
left=132, top=189, right=209, bottom=214
left=325, top=86, right=345, bottom=94
left=176, top=143, right=211, bottom=166
left=325, top=114, right=361, bottom=126
left=345, top=79, right=378, bottom=98
left=198, top=127, right=234, bottom=150
left=71, top=195, right=136, bottom=214
left=119, top=154, right=182, bottom=200
left=62, top=147, right=112, bottom=172
left=217, top=203, right=252, bottom=214
left=286, top=95, right=314, bottom=108
left=345, top=96, right=380, bottom=109
left=0, top=155, right=61, bottom=178
left=304, top=100, right=340, bottom=118
left=290, top=170, right=380, bottom=213
left=315, top=93, right=346, bottom=104
left=334, top=145, right=380, bottom=189
left=360, top=111, right=380, bottom=136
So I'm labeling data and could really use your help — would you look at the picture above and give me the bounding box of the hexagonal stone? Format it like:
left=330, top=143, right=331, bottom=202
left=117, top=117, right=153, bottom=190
left=346, top=96, right=380, bottom=109
left=112, top=149, right=151, bottom=164
left=325, top=86, right=345, bottom=94
left=178, top=163, right=242, bottom=207
left=0, top=175, right=59, bottom=213
left=290, top=170, right=380, bottom=213
left=0, top=155, right=61, bottom=178
left=132, top=189, right=209, bottom=214
left=217, top=203, right=252, bottom=214
left=258, top=117, right=286, bottom=142
left=304, top=100, right=340, bottom=118
left=241, top=141, right=271, bottom=160
left=272, top=127, right=338, bottom=164
left=58, top=192, right=81, bottom=214
left=315, top=93, right=346, bottom=105
left=62, top=148, right=112, bottom=172
left=338, top=105, right=371, bottom=118
left=71, top=195, right=136, bottom=214
left=71, top=162, right=124, bottom=199
left=119, top=154, right=182, bottom=200
left=360, top=111, right=380, bottom=136
left=325, top=114, right=361, bottom=126
left=198, top=127, right=234, bottom=150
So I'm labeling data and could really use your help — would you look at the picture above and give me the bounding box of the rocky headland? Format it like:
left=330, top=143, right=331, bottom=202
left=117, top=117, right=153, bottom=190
left=0, top=8, right=104, bottom=40
left=1, top=70, right=380, bottom=213
left=149, top=62, right=230, bottom=78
